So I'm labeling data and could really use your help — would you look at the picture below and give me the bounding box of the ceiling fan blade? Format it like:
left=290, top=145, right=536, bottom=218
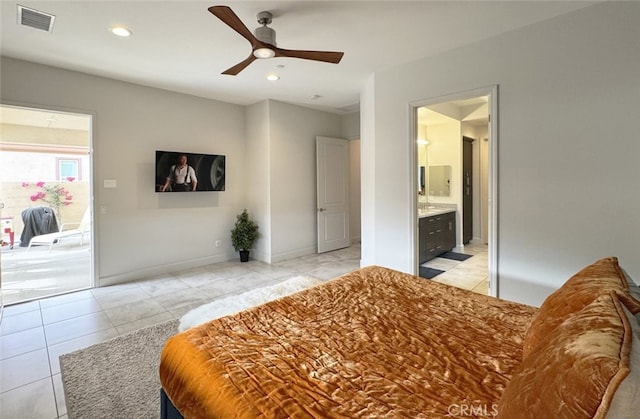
left=274, top=48, right=344, bottom=64
left=222, top=54, right=257, bottom=76
left=208, top=6, right=259, bottom=48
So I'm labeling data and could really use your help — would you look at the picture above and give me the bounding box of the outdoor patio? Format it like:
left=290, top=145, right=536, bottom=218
left=0, top=237, right=91, bottom=306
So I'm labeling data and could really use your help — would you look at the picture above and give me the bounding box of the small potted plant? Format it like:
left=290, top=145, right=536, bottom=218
left=230, top=209, right=259, bottom=262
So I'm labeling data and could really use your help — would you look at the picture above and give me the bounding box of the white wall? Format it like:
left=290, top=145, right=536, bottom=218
left=268, top=100, right=342, bottom=261
left=341, top=111, right=362, bottom=244
left=360, top=76, right=377, bottom=267
left=1, top=57, right=247, bottom=285
left=361, top=1, right=640, bottom=305
left=341, top=112, right=360, bottom=140
left=245, top=101, right=271, bottom=262
left=1, top=58, right=361, bottom=285
left=349, top=139, right=361, bottom=244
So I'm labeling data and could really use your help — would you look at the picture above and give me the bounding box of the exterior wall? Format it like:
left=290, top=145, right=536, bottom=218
left=1, top=120, right=91, bottom=234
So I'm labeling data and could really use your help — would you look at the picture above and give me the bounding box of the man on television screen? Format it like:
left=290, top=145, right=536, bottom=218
left=161, top=154, right=198, bottom=192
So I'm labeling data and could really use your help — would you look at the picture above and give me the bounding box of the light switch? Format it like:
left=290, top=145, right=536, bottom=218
left=104, top=179, right=117, bottom=188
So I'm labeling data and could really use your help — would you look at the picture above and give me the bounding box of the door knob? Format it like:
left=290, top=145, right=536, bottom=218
left=318, top=208, right=326, bottom=212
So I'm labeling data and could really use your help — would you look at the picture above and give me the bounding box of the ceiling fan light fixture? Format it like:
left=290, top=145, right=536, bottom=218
left=253, top=47, right=275, bottom=59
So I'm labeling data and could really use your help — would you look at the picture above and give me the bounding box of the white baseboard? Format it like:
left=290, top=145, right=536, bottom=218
left=98, top=241, right=357, bottom=287
left=270, top=245, right=317, bottom=263
left=469, top=237, right=487, bottom=245
left=97, top=253, right=234, bottom=287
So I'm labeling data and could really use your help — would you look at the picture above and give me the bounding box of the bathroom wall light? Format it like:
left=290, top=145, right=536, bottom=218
left=110, top=26, right=132, bottom=37
left=417, top=139, right=429, bottom=145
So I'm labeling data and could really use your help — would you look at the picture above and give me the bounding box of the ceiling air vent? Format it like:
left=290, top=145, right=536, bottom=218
left=18, top=5, right=56, bottom=32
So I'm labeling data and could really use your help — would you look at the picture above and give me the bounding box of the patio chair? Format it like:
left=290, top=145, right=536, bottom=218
left=27, top=207, right=91, bottom=252
left=19, top=206, right=59, bottom=247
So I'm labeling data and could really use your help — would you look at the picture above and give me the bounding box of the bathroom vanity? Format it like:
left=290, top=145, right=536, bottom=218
left=418, top=209, right=456, bottom=264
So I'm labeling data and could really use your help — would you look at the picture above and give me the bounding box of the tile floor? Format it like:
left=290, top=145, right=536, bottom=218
left=423, top=243, right=489, bottom=294
left=0, top=244, right=487, bottom=419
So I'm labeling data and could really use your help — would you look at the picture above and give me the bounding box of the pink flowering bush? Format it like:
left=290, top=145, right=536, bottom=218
left=22, top=177, right=75, bottom=223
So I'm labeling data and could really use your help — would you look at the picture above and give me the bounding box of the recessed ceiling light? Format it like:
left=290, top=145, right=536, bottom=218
left=310, top=94, right=322, bottom=100
left=110, top=26, right=132, bottom=37
left=267, top=74, right=280, bottom=81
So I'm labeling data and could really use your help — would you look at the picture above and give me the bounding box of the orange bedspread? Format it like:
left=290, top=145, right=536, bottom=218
left=160, top=266, right=536, bottom=418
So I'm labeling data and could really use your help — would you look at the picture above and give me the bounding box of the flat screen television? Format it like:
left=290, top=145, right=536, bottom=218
left=155, top=150, right=225, bottom=192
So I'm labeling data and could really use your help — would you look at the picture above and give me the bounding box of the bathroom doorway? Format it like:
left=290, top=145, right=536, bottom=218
left=413, top=86, right=497, bottom=296
left=0, top=104, right=94, bottom=305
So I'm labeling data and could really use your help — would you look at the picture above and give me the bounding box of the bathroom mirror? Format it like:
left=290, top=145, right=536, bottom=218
left=428, top=165, right=451, bottom=196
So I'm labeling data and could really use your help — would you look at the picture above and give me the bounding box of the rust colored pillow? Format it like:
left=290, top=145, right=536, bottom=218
left=523, top=257, right=640, bottom=357
left=606, top=300, right=640, bottom=418
left=498, top=292, right=636, bottom=419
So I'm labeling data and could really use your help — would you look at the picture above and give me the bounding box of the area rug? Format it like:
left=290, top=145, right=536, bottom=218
left=419, top=266, right=445, bottom=279
left=59, top=275, right=322, bottom=419
left=60, top=318, right=179, bottom=419
left=439, top=251, right=473, bottom=261
left=179, top=275, right=322, bottom=331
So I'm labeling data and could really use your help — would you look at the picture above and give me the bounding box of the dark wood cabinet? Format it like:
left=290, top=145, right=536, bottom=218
left=419, top=211, right=456, bottom=264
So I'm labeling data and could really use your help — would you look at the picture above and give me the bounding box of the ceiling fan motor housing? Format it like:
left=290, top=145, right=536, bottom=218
left=254, top=25, right=276, bottom=46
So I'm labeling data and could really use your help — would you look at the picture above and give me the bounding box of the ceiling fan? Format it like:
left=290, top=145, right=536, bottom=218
left=208, top=5, right=344, bottom=75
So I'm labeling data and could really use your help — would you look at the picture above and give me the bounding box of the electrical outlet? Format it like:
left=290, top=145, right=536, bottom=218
left=215, top=240, right=222, bottom=247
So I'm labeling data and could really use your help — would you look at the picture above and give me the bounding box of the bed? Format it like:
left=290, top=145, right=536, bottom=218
left=160, top=258, right=640, bottom=418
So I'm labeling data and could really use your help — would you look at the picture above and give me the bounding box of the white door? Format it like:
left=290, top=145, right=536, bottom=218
left=316, top=136, right=350, bottom=253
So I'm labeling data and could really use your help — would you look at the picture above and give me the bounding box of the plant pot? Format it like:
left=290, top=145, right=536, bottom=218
left=239, top=250, right=250, bottom=262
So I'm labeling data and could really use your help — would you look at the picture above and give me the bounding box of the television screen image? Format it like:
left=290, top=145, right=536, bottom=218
left=156, top=151, right=225, bottom=192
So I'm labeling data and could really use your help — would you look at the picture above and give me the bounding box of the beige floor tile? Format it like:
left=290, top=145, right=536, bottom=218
left=52, top=373, right=67, bottom=417
left=151, top=287, right=208, bottom=311
left=0, top=309, right=43, bottom=336
left=0, top=348, right=51, bottom=392
left=41, top=298, right=103, bottom=325
left=471, top=280, right=489, bottom=295
left=0, top=377, right=58, bottom=419
left=0, top=326, right=46, bottom=360
left=43, top=311, right=114, bottom=346
left=103, top=299, right=168, bottom=326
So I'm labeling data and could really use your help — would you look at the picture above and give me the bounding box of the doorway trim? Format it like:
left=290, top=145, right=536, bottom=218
left=1, top=99, right=98, bottom=295
left=409, top=85, right=498, bottom=297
